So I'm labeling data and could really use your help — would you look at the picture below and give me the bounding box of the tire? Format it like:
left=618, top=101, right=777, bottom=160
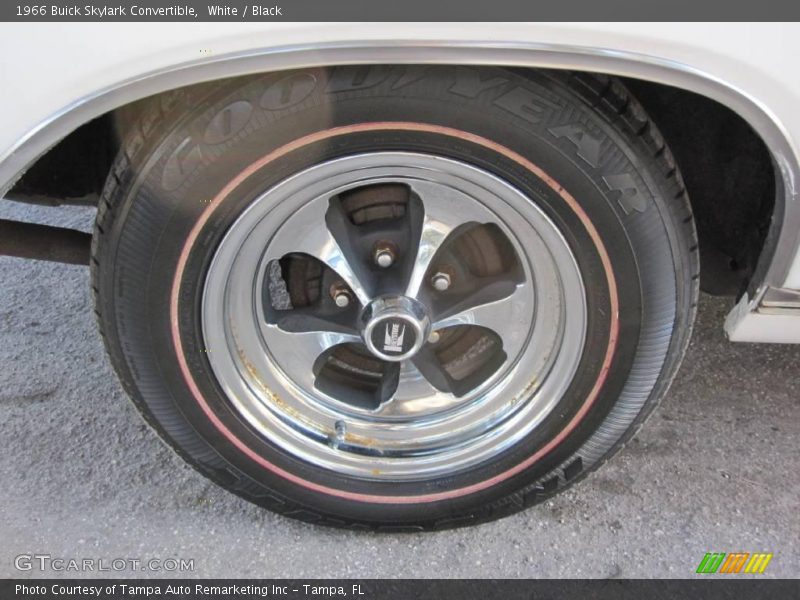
left=92, top=66, right=698, bottom=530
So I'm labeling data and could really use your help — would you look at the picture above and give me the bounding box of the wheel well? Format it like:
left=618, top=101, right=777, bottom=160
left=621, top=77, right=774, bottom=296
left=6, top=68, right=776, bottom=295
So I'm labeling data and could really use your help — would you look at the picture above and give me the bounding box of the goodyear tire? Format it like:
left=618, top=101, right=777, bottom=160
left=92, top=66, right=698, bottom=529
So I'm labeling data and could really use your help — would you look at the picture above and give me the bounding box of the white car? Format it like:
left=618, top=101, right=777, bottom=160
left=1, top=23, right=798, bottom=529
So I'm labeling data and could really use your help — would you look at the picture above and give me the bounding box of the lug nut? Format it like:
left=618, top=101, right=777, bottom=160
left=334, top=293, right=351, bottom=308
left=428, top=330, right=441, bottom=344
left=373, top=243, right=396, bottom=268
left=330, top=284, right=352, bottom=308
left=431, top=272, right=451, bottom=292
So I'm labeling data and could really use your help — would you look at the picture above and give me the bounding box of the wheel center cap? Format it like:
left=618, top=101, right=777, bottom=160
left=361, top=296, right=431, bottom=362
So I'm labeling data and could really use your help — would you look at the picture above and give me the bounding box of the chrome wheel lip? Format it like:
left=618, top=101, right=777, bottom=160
left=201, top=152, right=587, bottom=480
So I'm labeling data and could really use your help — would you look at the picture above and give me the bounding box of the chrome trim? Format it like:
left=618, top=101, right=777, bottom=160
left=1, top=40, right=798, bottom=325
left=760, top=286, right=800, bottom=310
left=757, top=306, right=800, bottom=316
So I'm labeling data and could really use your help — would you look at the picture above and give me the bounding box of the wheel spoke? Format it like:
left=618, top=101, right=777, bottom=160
left=431, top=279, right=533, bottom=361
left=404, top=215, right=454, bottom=299
left=394, top=362, right=444, bottom=400
left=403, top=180, right=502, bottom=299
left=265, top=195, right=372, bottom=306
left=375, top=362, right=402, bottom=407
left=261, top=326, right=361, bottom=391
left=273, top=308, right=358, bottom=336
left=371, top=362, right=461, bottom=416
left=410, top=346, right=458, bottom=396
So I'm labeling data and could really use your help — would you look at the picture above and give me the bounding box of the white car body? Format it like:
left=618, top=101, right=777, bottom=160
left=1, top=22, right=799, bottom=341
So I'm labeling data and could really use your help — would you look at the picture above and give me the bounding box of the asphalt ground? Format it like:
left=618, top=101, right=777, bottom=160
left=1, top=200, right=798, bottom=579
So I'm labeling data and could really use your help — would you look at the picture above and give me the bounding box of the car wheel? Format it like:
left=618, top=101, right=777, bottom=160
left=92, top=66, right=698, bottom=529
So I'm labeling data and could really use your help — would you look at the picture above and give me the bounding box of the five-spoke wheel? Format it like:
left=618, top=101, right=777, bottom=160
left=202, top=152, right=586, bottom=479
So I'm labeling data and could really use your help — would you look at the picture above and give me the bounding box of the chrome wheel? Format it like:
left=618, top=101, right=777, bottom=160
left=202, top=152, right=586, bottom=479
